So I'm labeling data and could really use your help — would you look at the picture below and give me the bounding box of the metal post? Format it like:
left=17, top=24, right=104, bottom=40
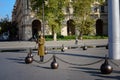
left=68, top=2, right=71, bottom=35
left=42, top=0, right=45, bottom=37
left=108, top=0, right=120, bottom=59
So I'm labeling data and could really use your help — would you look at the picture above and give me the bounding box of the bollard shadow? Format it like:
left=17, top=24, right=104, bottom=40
left=6, top=57, right=25, bottom=64
left=70, top=66, right=120, bottom=80
left=70, top=66, right=100, bottom=74
left=48, top=51, right=104, bottom=59
left=32, top=59, right=52, bottom=69
left=35, top=65, right=51, bottom=69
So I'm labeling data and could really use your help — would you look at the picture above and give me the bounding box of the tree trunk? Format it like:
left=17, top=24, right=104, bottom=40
left=53, top=32, right=57, bottom=41
left=78, top=32, right=83, bottom=40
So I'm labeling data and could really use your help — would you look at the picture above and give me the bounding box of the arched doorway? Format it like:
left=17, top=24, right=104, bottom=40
left=32, top=20, right=41, bottom=38
left=96, top=19, right=103, bottom=36
left=67, top=19, right=75, bottom=35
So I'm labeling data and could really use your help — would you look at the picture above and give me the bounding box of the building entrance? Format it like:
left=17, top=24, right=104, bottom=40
left=67, top=19, right=75, bottom=35
left=96, top=19, right=103, bottom=36
left=32, top=20, right=41, bottom=39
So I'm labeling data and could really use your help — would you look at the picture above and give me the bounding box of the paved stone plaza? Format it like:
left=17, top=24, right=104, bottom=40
left=0, top=46, right=120, bottom=80
left=0, top=39, right=108, bottom=50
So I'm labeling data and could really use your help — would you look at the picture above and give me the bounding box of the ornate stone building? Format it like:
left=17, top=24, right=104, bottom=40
left=12, top=0, right=46, bottom=40
left=12, top=0, right=74, bottom=40
left=12, top=0, right=33, bottom=40
left=12, top=0, right=102, bottom=40
left=100, top=0, right=108, bottom=35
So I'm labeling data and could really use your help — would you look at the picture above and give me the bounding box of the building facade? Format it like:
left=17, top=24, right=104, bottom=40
left=12, top=0, right=103, bottom=40
left=12, top=0, right=31, bottom=40
left=96, top=0, right=108, bottom=36
left=12, top=0, right=73, bottom=40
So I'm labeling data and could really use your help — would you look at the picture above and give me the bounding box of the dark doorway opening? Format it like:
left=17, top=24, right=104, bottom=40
left=67, top=19, right=75, bottom=35
left=96, top=19, right=103, bottom=36
left=32, top=20, right=41, bottom=39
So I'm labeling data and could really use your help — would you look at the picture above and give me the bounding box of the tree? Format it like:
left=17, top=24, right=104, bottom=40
left=72, top=0, right=95, bottom=39
left=98, top=0, right=106, bottom=4
left=30, top=0, right=65, bottom=41
left=45, top=0, right=65, bottom=41
left=9, top=21, right=18, bottom=40
left=0, top=16, right=10, bottom=34
left=0, top=16, right=18, bottom=40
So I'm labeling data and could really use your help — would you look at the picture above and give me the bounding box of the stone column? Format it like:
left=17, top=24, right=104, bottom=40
left=108, top=0, right=120, bottom=59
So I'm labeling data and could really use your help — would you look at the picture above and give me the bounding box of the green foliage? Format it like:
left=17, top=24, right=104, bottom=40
left=30, top=0, right=44, bottom=18
left=30, top=0, right=65, bottom=33
left=45, top=35, right=75, bottom=41
left=30, top=0, right=104, bottom=40
left=0, top=16, right=10, bottom=34
left=0, top=17, right=18, bottom=40
left=73, top=0, right=93, bottom=17
left=72, top=0, right=96, bottom=37
left=76, top=16, right=95, bottom=35
left=98, top=0, right=106, bottom=4
left=83, top=35, right=108, bottom=39
left=9, top=21, right=18, bottom=39
left=45, top=35, right=108, bottom=41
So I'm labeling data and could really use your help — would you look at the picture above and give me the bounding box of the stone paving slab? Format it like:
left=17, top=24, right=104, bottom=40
left=0, top=47, right=120, bottom=80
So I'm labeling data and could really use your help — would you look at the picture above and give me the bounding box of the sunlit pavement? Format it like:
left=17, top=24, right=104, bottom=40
left=0, top=39, right=108, bottom=51
left=0, top=47, right=120, bottom=80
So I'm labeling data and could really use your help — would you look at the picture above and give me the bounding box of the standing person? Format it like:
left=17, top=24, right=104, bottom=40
left=37, top=33, right=45, bottom=62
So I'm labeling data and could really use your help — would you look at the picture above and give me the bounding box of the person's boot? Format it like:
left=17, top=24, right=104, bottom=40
left=40, top=56, right=44, bottom=62
left=41, top=56, right=44, bottom=62
left=40, top=56, right=42, bottom=62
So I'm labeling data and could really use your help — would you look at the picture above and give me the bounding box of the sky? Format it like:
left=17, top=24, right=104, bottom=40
left=0, top=0, right=15, bottom=20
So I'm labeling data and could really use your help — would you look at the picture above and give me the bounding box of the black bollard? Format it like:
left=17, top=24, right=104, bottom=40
left=100, top=55, right=113, bottom=74
left=75, top=38, right=78, bottom=44
left=25, top=56, right=33, bottom=64
left=106, top=44, right=108, bottom=49
left=51, top=55, right=59, bottom=69
left=83, top=46, right=87, bottom=50
left=25, top=49, right=33, bottom=64
left=61, top=44, right=65, bottom=52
